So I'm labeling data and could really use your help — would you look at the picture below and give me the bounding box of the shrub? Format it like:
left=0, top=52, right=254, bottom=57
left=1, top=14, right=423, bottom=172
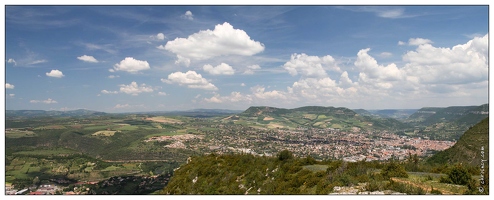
left=326, top=160, right=343, bottom=174
left=277, top=150, right=293, bottom=161
left=366, top=180, right=385, bottom=192
left=369, top=172, right=385, bottom=181
left=303, top=155, right=317, bottom=165
left=446, top=164, right=472, bottom=185
left=380, top=162, right=408, bottom=179
left=386, top=179, right=425, bottom=195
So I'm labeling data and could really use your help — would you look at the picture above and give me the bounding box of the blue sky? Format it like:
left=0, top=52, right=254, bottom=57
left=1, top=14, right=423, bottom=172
left=3, top=5, right=489, bottom=112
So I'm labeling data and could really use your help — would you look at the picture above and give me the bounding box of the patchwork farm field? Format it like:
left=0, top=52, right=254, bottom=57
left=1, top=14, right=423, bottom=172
left=145, top=116, right=183, bottom=124
left=5, top=114, right=199, bottom=189
left=5, top=129, right=36, bottom=138
left=34, top=125, right=66, bottom=130
left=92, top=130, right=118, bottom=136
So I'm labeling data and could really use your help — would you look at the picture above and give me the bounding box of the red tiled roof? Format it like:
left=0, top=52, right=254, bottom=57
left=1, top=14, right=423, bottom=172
left=29, top=191, right=45, bottom=195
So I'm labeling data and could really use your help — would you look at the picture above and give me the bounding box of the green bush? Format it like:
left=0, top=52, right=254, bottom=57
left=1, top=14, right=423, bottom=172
left=366, top=180, right=385, bottom=192
left=326, top=160, right=343, bottom=173
left=303, top=155, right=317, bottom=165
left=439, top=165, right=472, bottom=185
left=380, top=162, right=408, bottom=179
left=277, top=150, right=293, bottom=161
left=386, top=179, right=425, bottom=195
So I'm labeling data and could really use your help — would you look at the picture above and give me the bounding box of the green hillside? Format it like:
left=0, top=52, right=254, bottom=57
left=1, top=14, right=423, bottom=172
left=406, top=104, right=488, bottom=126
left=427, top=117, right=489, bottom=167
left=353, top=109, right=418, bottom=120
left=404, top=104, right=488, bottom=141
left=454, top=104, right=489, bottom=126
left=353, top=109, right=373, bottom=117
left=406, top=107, right=447, bottom=123
left=160, top=151, right=484, bottom=195
left=235, top=106, right=409, bottom=131
left=160, top=152, right=386, bottom=195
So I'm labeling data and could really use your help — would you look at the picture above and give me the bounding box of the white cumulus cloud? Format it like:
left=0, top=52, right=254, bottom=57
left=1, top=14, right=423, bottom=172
left=204, top=92, right=252, bottom=103
left=119, top=81, right=154, bottom=96
left=283, top=53, right=340, bottom=77
left=402, top=34, right=488, bottom=85
left=163, top=22, right=264, bottom=66
left=156, top=33, right=165, bottom=40
left=156, top=45, right=166, bottom=50
left=7, top=58, right=17, bottom=65
left=158, top=92, right=167, bottom=96
left=46, top=70, right=64, bottom=78
left=408, top=38, right=433, bottom=46
left=204, top=94, right=223, bottom=103
left=182, top=10, right=194, bottom=20
left=112, top=57, right=150, bottom=73
left=162, top=70, right=218, bottom=90
left=77, top=55, right=99, bottom=63
left=30, top=98, right=57, bottom=104
left=251, top=86, right=286, bottom=100
left=6, top=83, right=14, bottom=89
left=355, top=48, right=404, bottom=82
left=203, top=63, right=235, bottom=75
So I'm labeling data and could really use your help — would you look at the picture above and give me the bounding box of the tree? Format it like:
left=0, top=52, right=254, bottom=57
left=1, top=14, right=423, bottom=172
left=277, top=150, right=293, bottom=161
left=303, top=155, right=317, bottom=165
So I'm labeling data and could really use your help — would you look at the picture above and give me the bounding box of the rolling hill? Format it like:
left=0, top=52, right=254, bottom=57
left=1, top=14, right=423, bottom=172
left=352, top=109, right=418, bottom=120
left=233, top=106, right=409, bottom=131
left=427, top=117, right=489, bottom=167
left=403, top=104, right=488, bottom=141
left=406, top=104, right=488, bottom=126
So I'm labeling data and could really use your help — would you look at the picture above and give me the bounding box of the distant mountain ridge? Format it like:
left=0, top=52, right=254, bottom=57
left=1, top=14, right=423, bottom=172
left=241, top=106, right=356, bottom=117
left=237, top=106, right=408, bottom=131
left=405, top=104, right=488, bottom=125
left=353, top=109, right=418, bottom=120
left=6, top=108, right=243, bottom=118
left=6, top=109, right=107, bottom=118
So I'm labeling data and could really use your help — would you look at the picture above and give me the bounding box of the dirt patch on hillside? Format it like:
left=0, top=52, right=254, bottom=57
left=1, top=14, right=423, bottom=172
left=263, top=117, right=274, bottom=121
left=92, top=130, right=118, bottom=136
left=145, top=117, right=183, bottom=124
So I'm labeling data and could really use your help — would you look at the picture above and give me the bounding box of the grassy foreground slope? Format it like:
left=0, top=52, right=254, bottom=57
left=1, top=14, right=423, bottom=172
left=159, top=151, right=485, bottom=195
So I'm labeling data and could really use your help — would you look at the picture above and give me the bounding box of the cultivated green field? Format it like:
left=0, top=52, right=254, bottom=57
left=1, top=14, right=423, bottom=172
left=12, top=148, right=79, bottom=156
left=5, top=130, right=36, bottom=138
